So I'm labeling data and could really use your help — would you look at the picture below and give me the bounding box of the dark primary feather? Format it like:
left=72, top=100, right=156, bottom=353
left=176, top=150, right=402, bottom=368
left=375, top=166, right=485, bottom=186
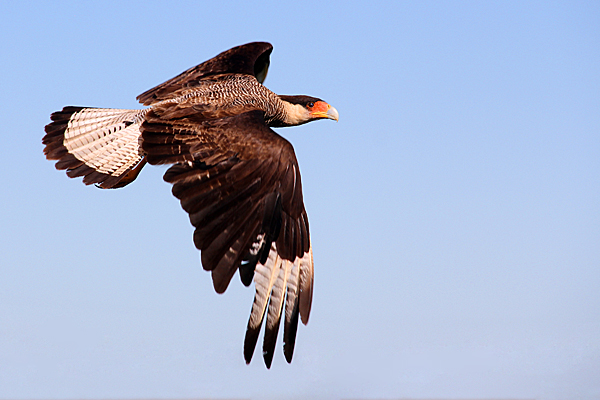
left=142, top=109, right=312, bottom=365
left=141, top=110, right=309, bottom=290
left=283, top=293, right=300, bottom=362
left=142, top=107, right=312, bottom=365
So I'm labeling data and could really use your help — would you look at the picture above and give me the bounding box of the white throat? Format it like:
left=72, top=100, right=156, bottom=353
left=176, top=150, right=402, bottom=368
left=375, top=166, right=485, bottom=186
left=282, top=102, right=311, bottom=126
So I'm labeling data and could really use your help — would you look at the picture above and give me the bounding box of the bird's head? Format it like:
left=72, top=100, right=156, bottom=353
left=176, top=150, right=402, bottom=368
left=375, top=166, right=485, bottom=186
left=276, top=95, right=339, bottom=127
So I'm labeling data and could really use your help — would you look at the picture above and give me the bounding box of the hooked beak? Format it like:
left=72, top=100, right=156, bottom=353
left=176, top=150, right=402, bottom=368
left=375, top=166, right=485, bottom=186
left=310, top=101, right=339, bottom=121
left=326, top=105, right=339, bottom=121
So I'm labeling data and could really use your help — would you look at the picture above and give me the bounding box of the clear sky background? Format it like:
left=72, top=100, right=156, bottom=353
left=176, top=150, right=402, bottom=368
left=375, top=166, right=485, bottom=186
left=1, top=1, right=598, bottom=399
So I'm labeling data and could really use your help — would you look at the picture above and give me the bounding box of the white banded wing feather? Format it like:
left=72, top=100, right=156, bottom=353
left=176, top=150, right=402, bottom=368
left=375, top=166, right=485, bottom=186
left=244, top=243, right=314, bottom=367
left=244, top=243, right=282, bottom=364
left=262, top=257, right=292, bottom=367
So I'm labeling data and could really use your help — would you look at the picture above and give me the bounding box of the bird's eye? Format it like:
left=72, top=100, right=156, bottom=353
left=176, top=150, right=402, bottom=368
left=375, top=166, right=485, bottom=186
left=307, top=102, right=315, bottom=108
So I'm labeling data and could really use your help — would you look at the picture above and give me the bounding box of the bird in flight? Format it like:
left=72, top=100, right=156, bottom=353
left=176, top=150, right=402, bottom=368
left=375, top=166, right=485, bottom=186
left=42, top=42, right=338, bottom=368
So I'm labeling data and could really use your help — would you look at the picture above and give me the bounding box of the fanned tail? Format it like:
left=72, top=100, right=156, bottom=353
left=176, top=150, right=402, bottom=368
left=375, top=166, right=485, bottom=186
left=43, top=107, right=147, bottom=188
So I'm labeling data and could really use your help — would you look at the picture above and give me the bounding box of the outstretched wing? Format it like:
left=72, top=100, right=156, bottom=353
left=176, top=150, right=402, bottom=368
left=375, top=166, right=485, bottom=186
left=137, top=42, right=273, bottom=106
left=141, top=109, right=313, bottom=367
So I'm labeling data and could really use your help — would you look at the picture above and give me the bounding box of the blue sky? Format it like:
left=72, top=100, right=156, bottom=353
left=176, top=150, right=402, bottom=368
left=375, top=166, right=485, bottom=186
left=1, top=1, right=599, bottom=399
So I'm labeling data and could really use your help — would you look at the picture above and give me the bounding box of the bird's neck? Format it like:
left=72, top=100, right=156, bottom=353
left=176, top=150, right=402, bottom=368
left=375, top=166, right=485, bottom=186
left=267, top=99, right=310, bottom=128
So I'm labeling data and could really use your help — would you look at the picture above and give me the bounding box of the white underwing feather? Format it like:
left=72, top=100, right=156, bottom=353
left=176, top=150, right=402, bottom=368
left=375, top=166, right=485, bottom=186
left=265, top=258, right=291, bottom=331
left=248, top=243, right=282, bottom=330
left=246, top=242, right=314, bottom=364
left=299, top=246, right=314, bottom=324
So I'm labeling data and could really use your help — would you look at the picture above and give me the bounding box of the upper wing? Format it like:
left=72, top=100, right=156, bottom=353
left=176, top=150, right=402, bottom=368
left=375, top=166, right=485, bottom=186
left=141, top=110, right=313, bottom=367
left=137, top=42, right=273, bottom=106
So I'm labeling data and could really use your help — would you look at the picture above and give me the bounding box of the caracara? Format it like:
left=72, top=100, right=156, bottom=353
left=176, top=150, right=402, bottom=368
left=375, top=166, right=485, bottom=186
left=42, top=42, right=338, bottom=368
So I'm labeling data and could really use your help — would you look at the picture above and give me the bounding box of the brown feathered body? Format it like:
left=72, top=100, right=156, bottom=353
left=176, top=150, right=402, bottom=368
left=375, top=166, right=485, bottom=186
left=42, top=42, right=338, bottom=368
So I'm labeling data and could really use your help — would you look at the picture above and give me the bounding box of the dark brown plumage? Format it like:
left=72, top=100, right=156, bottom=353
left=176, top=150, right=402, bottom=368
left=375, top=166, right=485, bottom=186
left=42, top=42, right=338, bottom=368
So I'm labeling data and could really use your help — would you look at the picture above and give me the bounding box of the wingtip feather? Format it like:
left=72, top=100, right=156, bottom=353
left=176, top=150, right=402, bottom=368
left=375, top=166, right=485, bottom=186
left=299, top=246, right=314, bottom=325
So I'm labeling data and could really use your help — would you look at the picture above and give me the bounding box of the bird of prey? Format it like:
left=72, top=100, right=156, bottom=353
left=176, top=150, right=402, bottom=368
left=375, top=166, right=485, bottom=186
left=42, top=42, right=338, bottom=368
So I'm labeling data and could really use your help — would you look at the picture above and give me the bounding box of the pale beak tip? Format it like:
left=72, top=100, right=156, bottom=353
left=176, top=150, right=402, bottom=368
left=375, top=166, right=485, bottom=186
left=327, top=106, right=339, bottom=121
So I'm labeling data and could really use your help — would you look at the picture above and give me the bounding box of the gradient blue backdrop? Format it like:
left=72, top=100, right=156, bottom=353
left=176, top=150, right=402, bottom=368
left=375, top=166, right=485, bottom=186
left=1, top=1, right=599, bottom=399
